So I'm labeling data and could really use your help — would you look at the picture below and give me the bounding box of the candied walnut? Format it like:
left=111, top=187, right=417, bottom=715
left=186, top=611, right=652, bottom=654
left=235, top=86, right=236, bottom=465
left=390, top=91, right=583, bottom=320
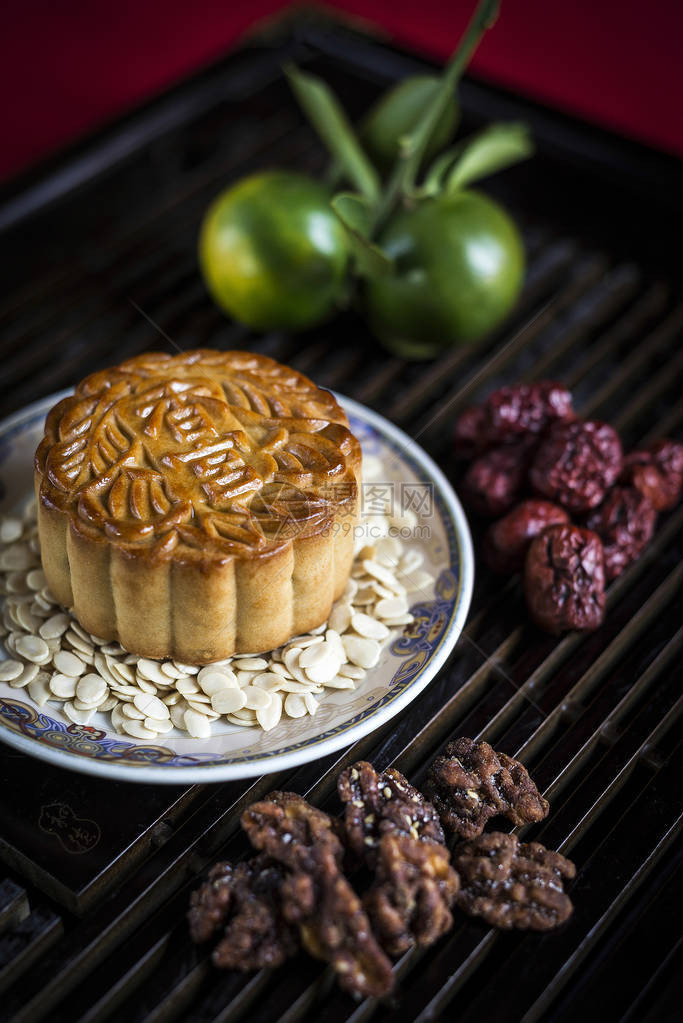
left=482, top=381, right=575, bottom=444
left=242, top=791, right=393, bottom=999
left=483, top=499, right=569, bottom=574
left=425, top=737, right=549, bottom=839
left=188, top=861, right=235, bottom=944
left=453, top=405, right=489, bottom=458
left=364, top=832, right=459, bottom=956
left=241, top=791, right=344, bottom=870
left=279, top=852, right=394, bottom=997
left=524, top=524, right=605, bottom=634
left=454, top=832, right=575, bottom=931
left=337, top=761, right=444, bottom=867
left=585, top=486, right=656, bottom=580
left=214, top=858, right=298, bottom=970
left=188, top=857, right=298, bottom=970
left=461, top=441, right=535, bottom=518
left=338, top=763, right=456, bottom=955
left=530, top=420, right=622, bottom=513
left=621, top=439, right=683, bottom=511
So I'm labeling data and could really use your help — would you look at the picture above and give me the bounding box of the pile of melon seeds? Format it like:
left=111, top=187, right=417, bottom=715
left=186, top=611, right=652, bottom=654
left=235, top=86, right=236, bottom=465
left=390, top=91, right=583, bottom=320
left=0, top=497, right=434, bottom=741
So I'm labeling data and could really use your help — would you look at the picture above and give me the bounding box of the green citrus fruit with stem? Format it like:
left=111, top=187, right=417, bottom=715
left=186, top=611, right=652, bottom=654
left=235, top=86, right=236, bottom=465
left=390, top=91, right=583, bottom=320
left=199, top=170, right=349, bottom=331
left=365, top=190, right=525, bottom=358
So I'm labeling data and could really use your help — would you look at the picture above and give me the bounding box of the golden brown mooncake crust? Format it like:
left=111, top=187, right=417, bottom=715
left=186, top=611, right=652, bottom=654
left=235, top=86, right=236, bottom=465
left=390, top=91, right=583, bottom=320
left=34, top=349, right=361, bottom=662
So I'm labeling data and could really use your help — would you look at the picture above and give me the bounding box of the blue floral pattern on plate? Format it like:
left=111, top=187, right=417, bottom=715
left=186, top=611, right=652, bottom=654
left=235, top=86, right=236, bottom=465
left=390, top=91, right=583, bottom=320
left=0, top=392, right=473, bottom=782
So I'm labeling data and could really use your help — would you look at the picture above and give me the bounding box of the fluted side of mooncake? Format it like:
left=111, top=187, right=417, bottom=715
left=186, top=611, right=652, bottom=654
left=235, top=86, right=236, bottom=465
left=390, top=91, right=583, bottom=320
left=34, top=349, right=361, bottom=662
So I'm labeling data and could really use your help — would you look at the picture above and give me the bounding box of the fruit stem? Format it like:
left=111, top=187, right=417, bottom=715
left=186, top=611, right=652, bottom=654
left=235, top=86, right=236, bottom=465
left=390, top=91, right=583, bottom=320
left=372, top=0, right=500, bottom=233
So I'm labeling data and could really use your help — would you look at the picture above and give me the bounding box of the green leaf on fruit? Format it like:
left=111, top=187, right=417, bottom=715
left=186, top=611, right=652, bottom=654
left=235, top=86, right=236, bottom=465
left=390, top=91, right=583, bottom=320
left=285, top=64, right=381, bottom=205
left=445, top=122, right=533, bottom=193
left=413, top=146, right=463, bottom=197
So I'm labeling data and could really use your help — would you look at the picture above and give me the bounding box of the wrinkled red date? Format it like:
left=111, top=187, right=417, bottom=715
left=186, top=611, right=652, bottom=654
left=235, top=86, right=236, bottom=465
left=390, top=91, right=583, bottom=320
left=530, top=420, right=622, bottom=513
left=483, top=381, right=575, bottom=443
left=453, top=381, right=574, bottom=456
left=483, top=500, right=570, bottom=574
left=461, top=442, right=534, bottom=518
left=621, top=439, right=683, bottom=511
left=585, top=486, right=657, bottom=580
left=524, top=523, right=606, bottom=634
left=453, top=405, right=488, bottom=458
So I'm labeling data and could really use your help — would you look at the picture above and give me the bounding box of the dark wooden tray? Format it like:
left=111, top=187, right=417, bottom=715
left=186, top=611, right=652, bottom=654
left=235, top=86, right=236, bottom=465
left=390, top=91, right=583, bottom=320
left=0, top=12, right=680, bottom=1022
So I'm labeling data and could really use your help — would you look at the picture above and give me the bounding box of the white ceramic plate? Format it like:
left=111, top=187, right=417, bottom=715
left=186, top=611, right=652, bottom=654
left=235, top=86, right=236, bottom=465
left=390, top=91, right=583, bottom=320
left=0, top=390, right=473, bottom=783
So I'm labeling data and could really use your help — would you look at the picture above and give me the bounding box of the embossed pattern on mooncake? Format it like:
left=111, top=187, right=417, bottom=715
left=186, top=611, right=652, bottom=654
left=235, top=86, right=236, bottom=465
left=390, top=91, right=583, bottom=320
left=37, top=349, right=358, bottom=555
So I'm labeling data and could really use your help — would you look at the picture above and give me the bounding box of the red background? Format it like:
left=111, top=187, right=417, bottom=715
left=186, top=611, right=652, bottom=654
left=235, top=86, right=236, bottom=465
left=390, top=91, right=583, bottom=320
left=2, top=0, right=682, bottom=184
